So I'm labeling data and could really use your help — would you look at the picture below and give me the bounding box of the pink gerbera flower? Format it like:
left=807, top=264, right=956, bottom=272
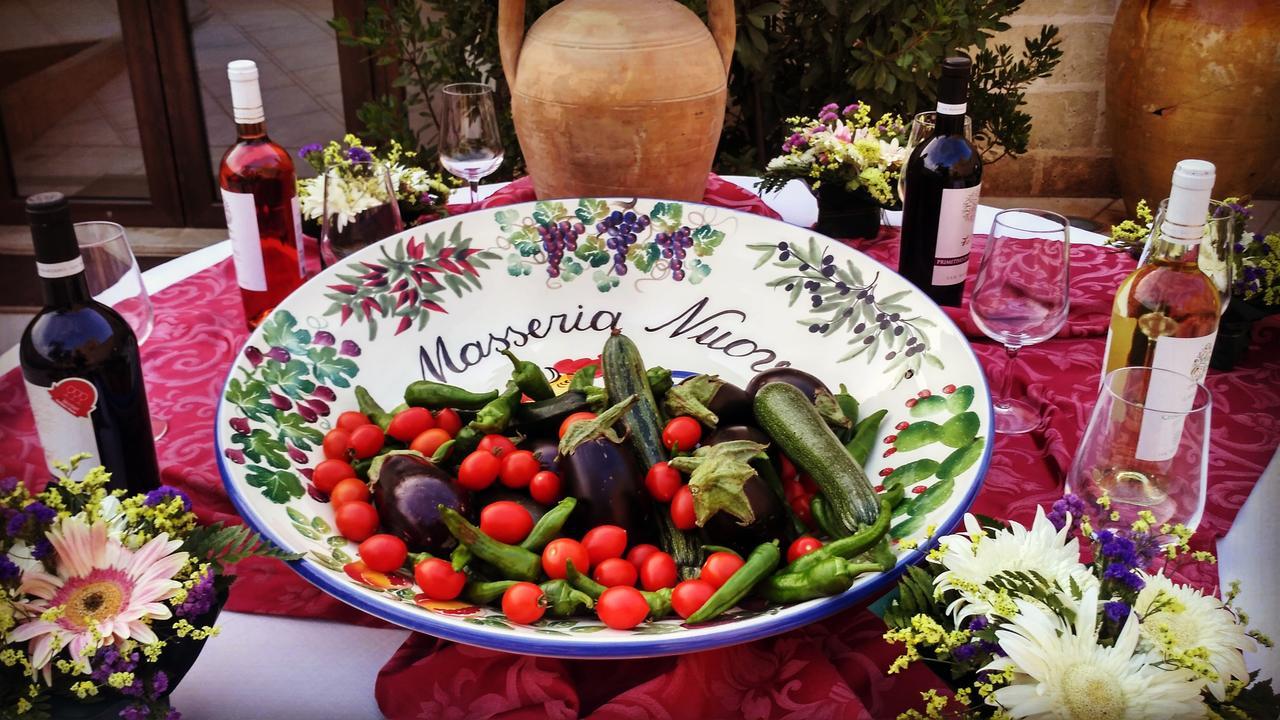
left=9, top=517, right=188, bottom=673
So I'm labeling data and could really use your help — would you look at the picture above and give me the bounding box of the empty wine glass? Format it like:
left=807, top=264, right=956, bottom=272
left=969, top=209, right=1071, bottom=434
left=321, top=160, right=404, bottom=265
left=1067, top=366, right=1210, bottom=530
left=897, top=110, right=974, bottom=203
left=439, top=83, right=504, bottom=204
left=74, top=222, right=167, bottom=439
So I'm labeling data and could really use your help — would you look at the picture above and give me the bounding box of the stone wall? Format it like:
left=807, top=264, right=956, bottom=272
left=982, top=0, right=1280, bottom=199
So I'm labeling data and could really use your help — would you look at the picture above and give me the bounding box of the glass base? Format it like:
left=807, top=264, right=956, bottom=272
left=993, top=398, right=1038, bottom=435
left=152, top=418, right=169, bottom=441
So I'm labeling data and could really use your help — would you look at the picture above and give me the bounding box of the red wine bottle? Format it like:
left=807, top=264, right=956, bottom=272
left=19, top=193, right=160, bottom=492
left=898, top=56, right=983, bottom=307
left=219, top=59, right=306, bottom=328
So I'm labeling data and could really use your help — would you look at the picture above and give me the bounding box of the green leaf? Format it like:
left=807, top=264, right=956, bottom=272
left=327, top=535, right=348, bottom=548
left=274, top=412, right=324, bottom=452
left=506, top=253, right=532, bottom=276
left=593, top=269, right=619, bottom=292
left=533, top=201, right=567, bottom=226
left=575, top=237, right=611, bottom=268
left=946, top=386, right=975, bottom=413
left=259, top=311, right=311, bottom=356
left=311, top=515, right=332, bottom=533
left=909, top=395, right=948, bottom=417
left=939, top=411, right=980, bottom=448
left=308, top=345, right=359, bottom=389
left=669, top=440, right=768, bottom=526
left=260, top=359, right=316, bottom=401
left=561, top=257, right=584, bottom=281
left=687, top=259, right=711, bottom=285
left=287, top=507, right=308, bottom=525
left=650, top=201, right=682, bottom=231
left=233, top=429, right=291, bottom=469
left=292, top=522, right=321, bottom=540
left=907, top=478, right=955, bottom=517
left=185, top=521, right=300, bottom=564
left=575, top=198, right=609, bottom=224
left=494, top=209, right=521, bottom=229
left=245, top=464, right=305, bottom=502
left=628, top=242, right=660, bottom=272
left=690, top=225, right=725, bottom=256
left=225, top=378, right=274, bottom=422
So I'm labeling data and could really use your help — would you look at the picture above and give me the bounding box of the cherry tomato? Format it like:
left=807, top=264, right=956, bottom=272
left=639, top=551, right=677, bottom=591
left=626, top=544, right=661, bottom=572
left=661, top=416, right=702, bottom=452
left=322, top=429, right=351, bottom=460
left=701, top=552, right=745, bottom=589
left=542, top=538, right=590, bottom=579
left=558, top=411, right=597, bottom=438
left=499, top=450, right=540, bottom=489
left=671, top=579, right=716, bottom=619
left=798, top=474, right=819, bottom=495
left=410, top=428, right=452, bottom=457
left=777, top=454, right=798, bottom=483
left=434, top=408, right=463, bottom=436
left=387, top=407, right=434, bottom=442
left=349, top=424, right=386, bottom=459
left=790, top=494, right=813, bottom=528
left=337, top=411, right=371, bottom=433
left=358, top=533, right=407, bottom=573
left=414, top=557, right=466, bottom=601
left=313, top=459, right=357, bottom=493
left=457, top=450, right=501, bottom=491
left=644, top=461, right=682, bottom=502
left=477, top=434, right=517, bottom=458
left=335, top=501, right=379, bottom=542
left=480, top=501, right=535, bottom=545
left=528, top=470, right=562, bottom=505
left=596, top=585, right=649, bottom=630
left=329, top=477, right=370, bottom=508
left=581, top=525, right=628, bottom=566
left=787, top=536, right=823, bottom=564
left=502, top=582, right=545, bottom=624
left=592, top=557, right=639, bottom=587
left=670, top=485, right=696, bottom=531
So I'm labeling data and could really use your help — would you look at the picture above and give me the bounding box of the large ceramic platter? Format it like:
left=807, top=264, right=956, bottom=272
left=216, top=198, right=992, bottom=658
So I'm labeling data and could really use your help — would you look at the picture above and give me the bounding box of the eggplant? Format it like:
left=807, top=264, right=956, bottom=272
left=370, top=451, right=472, bottom=553
left=705, top=424, right=769, bottom=446
left=513, top=391, right=590, bottom=436
left=745, top=367, right=830, bottom=402
left=699, top=426, right=786, bottom=552
left=524, top=436, right=561, bottom=471
left=558, top=438, right=647, bottom=536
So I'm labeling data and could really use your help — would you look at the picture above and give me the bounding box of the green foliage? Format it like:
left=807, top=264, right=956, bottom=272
left=883, top=564, right=944, bottom=629
left=183, top=521, right=302, bottom=568
left=333, top=1, right=1061, bottom=174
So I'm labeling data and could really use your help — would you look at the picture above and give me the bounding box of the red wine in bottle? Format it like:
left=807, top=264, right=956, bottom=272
left=898, top=56, right=983, bottom=307
left=219, top=59, right=306, bottom=328
left=19, top=193, right=160, bottom=491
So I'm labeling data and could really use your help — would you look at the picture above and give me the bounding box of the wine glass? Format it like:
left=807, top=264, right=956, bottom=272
left=1067, top=366, right=1210, bottom=531
left=897, top=110, right=974, bottom=203
left=439, top=83, right=504, bottom=204
left=320, top=160, right=404, bottom=265
left=74, top=222, right=167, bottom=440
left=968, top=209, right=1071, bottom=435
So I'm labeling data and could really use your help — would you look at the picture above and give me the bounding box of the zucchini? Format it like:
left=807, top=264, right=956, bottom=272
left=602, top=329, right=703, bottom=575
left=754, top=382, right=879, bottom=533
left=513, top=391, right=590, bottom=435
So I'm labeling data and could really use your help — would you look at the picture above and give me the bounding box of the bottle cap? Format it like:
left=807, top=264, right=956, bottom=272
left=227, top=60, right=265, bottom=124
left=26, top=192, right=84, bottom=276
left=1161, top=159, right=1216, bottom=240
left=937, top=56, right=971, bottom=114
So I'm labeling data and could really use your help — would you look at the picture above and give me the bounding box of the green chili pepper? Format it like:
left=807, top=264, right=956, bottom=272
left=759, top=556, right=881, bottom=603
left=647, top=366, right=673, bottom=397
left=685, top=541, right=781, bottom=624
left=568, top=363, right=598, bottom=392
left=464, top=580, right=517, bottom=605
left=352, top=457, right=373, bottom=481
left=430, top=440, right=455, bottom=464
left=438, top=505, right=542, bottom=581
left=451, top=427, right=481, bottom=456
left=540, top=579, right=595, bottom=616
left=835, top=383, right=860, bottom=443
left=451, top=544, right=472, bottom=572
left=701, top=545, right=741, bottom=558
left=846, top=409, right=887, bottom=466
left=355, top=386, right=393, bottom=430
left=880, top=482, right=906, bottom=512
left=521, top=497, right=577, bottom=551
left=787, top=498, right=891, bottom=574
left=565, top=560, right=672, bottom=618
left=468, top=383, right=521, bottom=435
left=866, top=538, right=896, bottom=571
left=405, top=380, right=499, bottom=410
left=809, top=493, right=846, bottom=539
left=501, top=349, right=555, bottom=401
left=755, top=458, right=806, bottom=537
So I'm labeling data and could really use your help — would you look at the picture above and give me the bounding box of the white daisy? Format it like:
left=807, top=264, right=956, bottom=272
left=934, top=507, right=1098, bottom=623
left=1135, top=572, right=1255, bottom=700
left=8, top=517, right=188, bottom=673
left=986, top=587, right=1207, bottom=719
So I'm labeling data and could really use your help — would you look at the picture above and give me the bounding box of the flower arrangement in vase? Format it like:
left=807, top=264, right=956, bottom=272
left=1, top=455, right=295, bottom=720
left=758, top=102, right=908, bottom=239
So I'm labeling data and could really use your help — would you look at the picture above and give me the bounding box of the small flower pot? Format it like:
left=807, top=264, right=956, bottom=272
left=1210, top=299, right=1277, bottom=371
left=814, top=184, right=882, bottom=240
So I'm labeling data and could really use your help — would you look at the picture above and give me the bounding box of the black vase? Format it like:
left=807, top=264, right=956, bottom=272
left=814, top=184, right=882, bottom=240
left=1210, top=299, right=1277, bottom=371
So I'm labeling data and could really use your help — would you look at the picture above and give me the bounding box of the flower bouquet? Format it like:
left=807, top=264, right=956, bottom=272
left=882, top=495, right=1277, bottom=719
left=758, top=102, right=908, bottom=239
left=1, top=456, right=295, bottom=720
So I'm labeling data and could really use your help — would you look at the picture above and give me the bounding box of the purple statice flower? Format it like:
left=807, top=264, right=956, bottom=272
left=346, top=146, right=372, bottom=163
left=0, top=556, right=19, bottom=582
left=151, top=671, right=170, bottom=696
left=119, top=705, right=148, bottom=720
left=1104, top=563, right=1145, bottom=591
left=92, top=646, right=141, bottom=684
left=297, top=143, right=323, bottom=159
left=5, top=511, right=29, bottom=537
left=821, top=102, right=839, bottom=113
left=144, top=486, right=192, bottom=511
left=966, top=616, right=989, bottom=632
left=166, top=709, right=182, bottom=720
left=1101, top=533, right=1139, bottom=568
left=176, top=571, right=216, bottom=619
left=120, top=678, right=145, bottom=697
left=27, top=502, right=55, bottom=526
left=819, top=110, right=839, bottom=123
left=1234, top=241, right=1246, bottom=254
left=31, top=539, right=53, bottom=560
left=0, top=477, right=16, bottom=495
left=1104, top=600, right=1130, bottom=622
left=952, top=642, right=977, bottom=662
left=1047, top=494, right=1088, bottom=532
left=842, top=103, right=860, bottom=116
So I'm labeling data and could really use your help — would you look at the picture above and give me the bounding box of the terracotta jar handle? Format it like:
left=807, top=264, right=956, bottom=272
left=706, top=0, right=736, bottom=75
left=498, top=0, right=526, bottom=90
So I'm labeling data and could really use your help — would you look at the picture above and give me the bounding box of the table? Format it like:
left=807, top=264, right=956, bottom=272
left=5, top=180, right=1274, bottom=719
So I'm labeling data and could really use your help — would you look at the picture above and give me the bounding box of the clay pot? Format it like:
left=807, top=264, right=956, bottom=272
left=1106, top=0, right=1280, bottom=214
left=498, top=0, right=734, bottom=201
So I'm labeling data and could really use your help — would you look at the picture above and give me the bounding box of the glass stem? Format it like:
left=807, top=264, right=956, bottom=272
left=999, top=345, right=1021, bottom=408
left=469, top=180, right=480, bottom=205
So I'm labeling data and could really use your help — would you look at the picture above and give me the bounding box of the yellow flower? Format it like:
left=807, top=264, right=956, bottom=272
left=107, top=672, right=135, bottom=689
left=71, top=681, right=98, bottom=699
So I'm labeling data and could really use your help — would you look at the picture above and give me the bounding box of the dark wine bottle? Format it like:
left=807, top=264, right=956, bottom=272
left=19, top=193, right=160, bottom=492
left=898, top=56, right=983, bottom=307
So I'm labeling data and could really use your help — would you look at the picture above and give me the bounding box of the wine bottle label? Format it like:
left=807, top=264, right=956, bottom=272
left=932, top=184, right=981, bottom=286
left=1134, top=333, right=1215, bottom=462
left=936, top=101, right=967, bottom=115
left=221, top=188, right=267, bottom=292
left=24, top=377, right=100, bottom=480
left=36, top=257, right=85, bottom=279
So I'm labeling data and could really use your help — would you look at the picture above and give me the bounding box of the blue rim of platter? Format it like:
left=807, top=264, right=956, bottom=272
left=215, top=199, right=994, bottom=659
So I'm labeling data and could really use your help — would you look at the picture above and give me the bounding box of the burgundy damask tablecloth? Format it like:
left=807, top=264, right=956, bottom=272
left=2, top=175, right=1277, bottom=719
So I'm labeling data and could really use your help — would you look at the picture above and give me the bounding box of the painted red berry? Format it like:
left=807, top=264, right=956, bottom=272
left=879, top=467, right=894, bottom=477
left=883, top=448, right=897, bottom=458
left=874, top=484, right=885, bottom=493
left=942, top=384, right=956, bottom=394
left=918, top=389, right=931, bottom=398
left=884, top=435, right=897, bottom=444
left=906, top=398, right=918, bottom=408
left=912, top=485, right=927, bottom=494
left=895, top=421, right=909, bottom=431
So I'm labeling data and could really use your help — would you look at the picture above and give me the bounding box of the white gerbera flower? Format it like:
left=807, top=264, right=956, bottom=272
left=934, top=507, right=1098, bottom=622
left=8, top=517, right=188, bottom=673
left=1135, top=572, right=1255, bottom=700
left=986, top=587, right=1207, bottom=719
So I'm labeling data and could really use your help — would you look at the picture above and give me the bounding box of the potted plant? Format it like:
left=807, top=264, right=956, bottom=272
left=757, top=102, right=907, bottom=239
